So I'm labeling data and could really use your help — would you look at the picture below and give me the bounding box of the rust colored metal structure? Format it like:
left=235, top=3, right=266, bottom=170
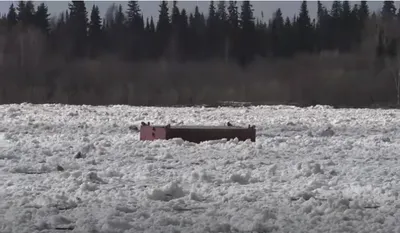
left=140, top=122, right=256, bottom=143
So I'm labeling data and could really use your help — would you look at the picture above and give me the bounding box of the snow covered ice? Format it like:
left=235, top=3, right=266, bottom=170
left=0, top=103, right=400, bottom=233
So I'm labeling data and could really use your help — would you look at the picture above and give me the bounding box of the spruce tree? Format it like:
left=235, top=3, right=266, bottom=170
left=106, top=4, right=126, bottom=56
left=254, top=15, right=268, bottom=58
left=115, top=5, right=125, bottom=28
left=381, top=1, right=398, bottom=58
left=17, top=0, right=35, bottom=26
left=353, top=2, right=368, bottom=50
left=359, top=0, right=370, bottom=21
left=217, top=1, right=228, bottom=22
left=156, top=0, right=170, bottom=58
left=216, top=1, right=229, bottom=60
left=340, top=0, right=353, bottom=51
left=145, top=17, right=150, bottom=32
left=126, top=0, right=142, bottom=31
left=331, top=0, right=343, bottom=49
left=149, top=16, right=155, bottom=33
left=271, top=8, right=284, bottom=57
left=188, top=6, right=207, bottom=60
left=207, top=0, right=218, bottom=58
left=239, top=0, right=255, bottom=66
left=228, top=1, right=239, bottom=32
left=331, top=1, right=342, bottom=20
left=297, top=0, right=313, bottom=52
left=207, top=0, right=217, bottom=26
left=382, top=1, right=396, bottom=21
left=179, top=8, right=189, bottom=60
left=35, top=3, right=50, bottom=34
left=351, top=4, right=362, bottom=44
left=227, top=1, right=239, bottom=60
left=156, top=0, right=170, bottom=34
left=125, top=0, right=144, bottom=60
left=68, top=0, right=89, bottom=58
left=283, top=17, right=295, bottom=57
left=171, top=1, right=180, bottom=27
left=316, top=0, right=331, bottom=50
left=88, top=4, right=102, bottom=58
left=6, top=3, right=17, bottom=31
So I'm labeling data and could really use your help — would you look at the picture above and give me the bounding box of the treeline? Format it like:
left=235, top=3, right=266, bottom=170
left=0, top=0, right=372, bottom=63
left=0, top=1, right=399, bottom=107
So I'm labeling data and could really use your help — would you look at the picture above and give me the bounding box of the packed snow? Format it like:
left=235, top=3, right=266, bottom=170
left=0, top=103, right=400, bottom=233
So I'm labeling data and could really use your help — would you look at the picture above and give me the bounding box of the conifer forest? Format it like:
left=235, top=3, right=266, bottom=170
left=1, top=1, right=400, bottom=107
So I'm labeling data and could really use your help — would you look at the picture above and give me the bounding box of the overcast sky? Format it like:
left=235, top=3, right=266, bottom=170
left=0, top=1, right=391, bottom=22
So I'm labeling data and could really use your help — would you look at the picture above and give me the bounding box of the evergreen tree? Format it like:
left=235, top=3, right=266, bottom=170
left=69, top=1, right=88, bottom=33
left=115, top=4, right=125, bottom=27
left=342, top=1, right=351, bottom=16
left=179, top=8, right=189, bottom=60
left=359, top=0, right=369, bottom=22
left=254, top=15, right=268, bottom=57
left=297, top=0, right=313, bottom=52
left=103, top=4, right=126, bottom=56
left=188, top=6, right=207, bottom=60
left=382, top=1, right=396, bottom=21
left=316, top=0, right=331, bottom=51
left=126, top=0, right=142, bottom=31
left=180, top=9, right=188, bottom=34
left=239, top=1, right=254, bottom=32
left=283, top=17, right=296, bottom=57
left=149, top=16, right=155, bottom=33
left=25, top=1, right=35, bottom=20
left=340, top=0, right=353, bottom=51
left=126, top=1, right=140, bottom=21
left=207, top=0, right=217, bottom=26
left=0, top=0, right=382, bottom=68
left=17, top=0, right=35, bottom=26
left=17, top=0, right=25, bottom=20
left=271, top=8, right=284, bottom=57
left=228, top=1, right=239, bottom=32
left=331, top=0, right=343, bottom=49
left=65, top=10, right=70, bottom=23
left=316, top=0, right=325, bottom=24
left=169, top=1, right=186, bottom=60
left=125, top=0, right=144, bottom=60
left=217, top=1, right=228, bottom=22
left=170, top=0, right=181, bottom=59
left=156, top=0, right=170, bottom=58
left=68, top=0, right=89, bottom=58
left=331, top=0, right=343, bottom=19
left=171, top=1, right=180, bottom=26
left=216, top=1, right=229, bottom=60
left=379, top=1, right=397, bottom=59
left=188, top=12, right=195, bottom=58
left=6, top=3, right=17, bottom=30
left=207, top=0, right=218, bottom=57
left=145, top=17, right=150, bottom=32
left=35, top=3, right=50, bottom=34
left=143, top=16, right=156, bottom=59
left=88, top=4, right=102, bottom=58
left=227, top=1, right=239, bottom=60
left=351, top=4, right=362, bottom=44
left=238, top=0, right=256, bottom=66
left=156, top=0, right=170, bottom=34
left=57, top=12, right=66, bottom=28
